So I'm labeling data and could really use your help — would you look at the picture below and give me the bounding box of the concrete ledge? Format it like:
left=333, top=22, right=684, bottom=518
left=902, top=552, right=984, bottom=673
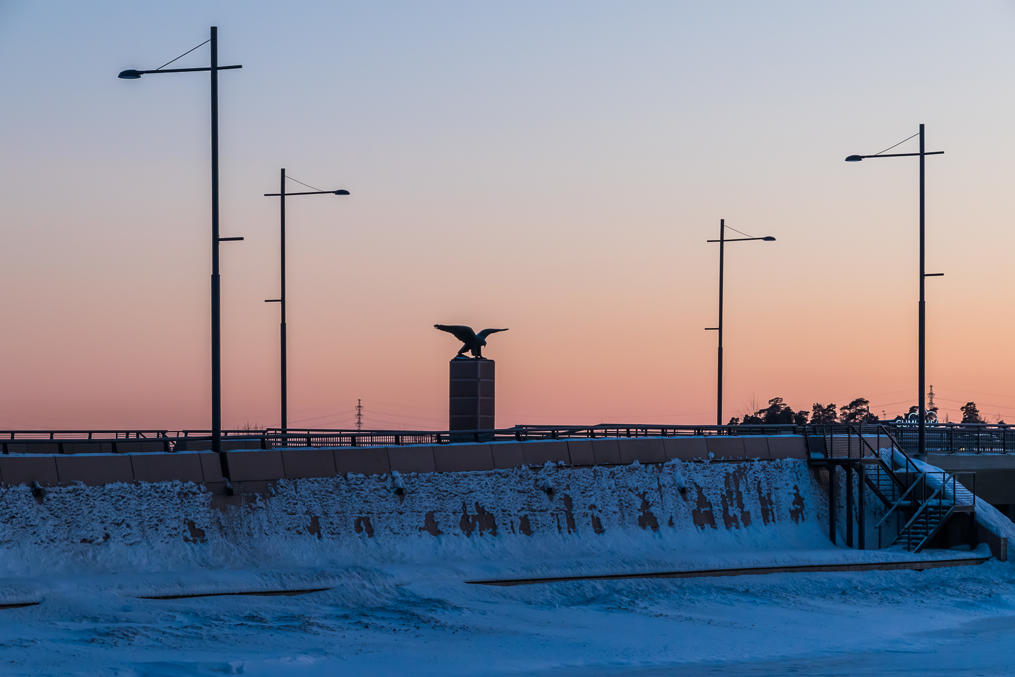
left=591, top=439, right=622, bottom=465
left=928, top=454, right=1015, bottom=470
left=115, top=440, right=170, bottom=453
left=61, top=442, right=114, bottom=454
left=131, top=453, right=204, bottom=483
left=0, top=456, right=59, bottom=485
left=742, top=437, right=770, bottom=459
left=618, top=438, right=666, bottom=465
left=489, top=443, right=525, bottom=469
left=663, top=437, right=708, bottom=460
left=387, top=446, right=436, bottom=473
left=222, top=439, right=265, bottom=451
left=768, top=436, right=807, bottom=459
left=55, top=455, right=133, bottom=485
left=334, top=449, right=391, bottom=476
left=3, top=442, right=61, bottom=455
left=198, top=453, right=225, bottom=483
left=281, top=449, right=338, bottom=479
left=434, top=444, right=494, bottom=472
left=224, top=450, right=284, bottom=482
left=705, top=437, right=746, bottom=459
left=566, top=440, right=595, bottom=466
left=518, top=441, right=570, bottom=466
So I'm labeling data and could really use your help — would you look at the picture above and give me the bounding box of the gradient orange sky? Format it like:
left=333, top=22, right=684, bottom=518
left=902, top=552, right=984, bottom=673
left=2, top=1, right=1015, bottom=430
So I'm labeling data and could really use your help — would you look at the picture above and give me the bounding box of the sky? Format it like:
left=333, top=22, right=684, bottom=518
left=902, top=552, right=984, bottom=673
left=2, top=0, right=1015, bottom=430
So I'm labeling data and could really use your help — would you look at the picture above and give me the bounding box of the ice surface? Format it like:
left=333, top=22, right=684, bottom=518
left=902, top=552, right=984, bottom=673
left=0, top=457, right=1011, bottom=675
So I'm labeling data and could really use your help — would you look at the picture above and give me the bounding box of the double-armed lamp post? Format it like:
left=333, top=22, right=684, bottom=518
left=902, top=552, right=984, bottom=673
left=263, top=170, right=350, bottom=434
left=845, top=124, right=944, bottom=456
left=706, top=220, right=776, bottom=427
left=119, top=26, right=243, bottom=454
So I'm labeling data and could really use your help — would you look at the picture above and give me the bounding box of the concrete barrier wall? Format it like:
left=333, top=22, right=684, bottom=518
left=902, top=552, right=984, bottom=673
left=0, top=436, right=808, bottom=489
left=0, top=458, right=825, bottom=564
left=927, top=453, right=1015, bottom=506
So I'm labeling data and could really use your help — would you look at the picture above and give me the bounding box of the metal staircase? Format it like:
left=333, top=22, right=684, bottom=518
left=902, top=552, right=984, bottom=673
left=807, top=424, right=975, bottom=552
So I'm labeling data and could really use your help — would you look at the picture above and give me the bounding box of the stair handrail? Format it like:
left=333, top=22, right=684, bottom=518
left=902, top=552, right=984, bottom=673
left=911, top=505, right=956, bottom=553
left=897, top=480, right=947, bottom=547
left=873, top=471, right=929, bottom=530
left=848, top=424, right=909, bottom=492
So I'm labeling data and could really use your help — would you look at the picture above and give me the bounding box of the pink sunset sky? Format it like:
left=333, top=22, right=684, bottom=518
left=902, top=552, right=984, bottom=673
left=2, top=1, right=1014, bottom=430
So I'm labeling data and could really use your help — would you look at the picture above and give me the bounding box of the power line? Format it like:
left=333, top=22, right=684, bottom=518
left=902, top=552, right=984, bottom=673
left=872, top=131, right=920, bottom=157
left=286, top=175, right=328, bottom=192
left=155, top=39, right=210, bottom=71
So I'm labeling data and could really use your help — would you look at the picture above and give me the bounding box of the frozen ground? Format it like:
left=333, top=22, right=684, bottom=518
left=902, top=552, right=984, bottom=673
left=0, top=541, right=1010, bottom=676
left=1, top=457, right=1011, bottom=675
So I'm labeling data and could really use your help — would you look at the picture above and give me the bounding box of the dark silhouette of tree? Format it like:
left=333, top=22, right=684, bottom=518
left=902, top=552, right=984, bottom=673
left=961, top=401, right=984, bottom=424
left=730, top=396, right=809, bottom=425
left=755, top=397, right=794, bottom=424
left=810, top=402, right=838, bottom=424
left=840, top=397, right=878, bottom=424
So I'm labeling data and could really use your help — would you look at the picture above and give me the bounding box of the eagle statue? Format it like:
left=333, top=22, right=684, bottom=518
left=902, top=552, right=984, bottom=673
left=434, top=324, right=509, bottom=359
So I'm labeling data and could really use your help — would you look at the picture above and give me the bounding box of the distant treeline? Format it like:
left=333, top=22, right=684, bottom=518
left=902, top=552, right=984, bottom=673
left=728, top=397, right=993, bottom=425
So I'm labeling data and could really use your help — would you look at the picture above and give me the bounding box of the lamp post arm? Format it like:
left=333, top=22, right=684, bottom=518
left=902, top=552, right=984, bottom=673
left=706, top=237, right=775, bottom=243
left=263, top=190, right=349, bottom=196
left=138, top=65, right=243, bottom=75
left=847, top=151, right=944, bottom=160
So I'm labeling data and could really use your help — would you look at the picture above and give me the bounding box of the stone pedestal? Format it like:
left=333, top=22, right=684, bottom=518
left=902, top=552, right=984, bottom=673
left=449, top=358, right=495, bottom=433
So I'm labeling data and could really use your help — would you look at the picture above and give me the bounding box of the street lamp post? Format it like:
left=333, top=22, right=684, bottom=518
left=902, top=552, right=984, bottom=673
left=263, top=169, right=350, bottom=435
left=119, top=26, right=243, bottom=455
left=706, top=220, right=776, bottom=427
left=846, top=124, right=944, bottom=456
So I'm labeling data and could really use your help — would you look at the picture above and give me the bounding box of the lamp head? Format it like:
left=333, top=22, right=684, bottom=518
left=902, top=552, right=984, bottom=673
left=762, top=236, right=776, bottom=241
left=844, top=154, right=864, bottom=162
left=118, top=69, right=142, bottom=80
left=334, top=190, right=350, bottom=195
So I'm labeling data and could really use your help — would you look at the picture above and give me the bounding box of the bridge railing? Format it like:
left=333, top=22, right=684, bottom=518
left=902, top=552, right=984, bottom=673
left=3, top=422, right=1012, bottom=454
left=887, top=423, right=1015, bottom=455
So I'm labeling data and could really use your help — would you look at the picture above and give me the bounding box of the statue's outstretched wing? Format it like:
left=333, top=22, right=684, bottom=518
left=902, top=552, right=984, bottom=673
left=477, top=328, right=509, bottom=340
left=434, top=324, right=477, bottom=344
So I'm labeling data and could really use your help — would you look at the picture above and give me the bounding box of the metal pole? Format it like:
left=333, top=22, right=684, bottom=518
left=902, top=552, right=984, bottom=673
left=210, top=25, right=222, bottom=455
left=828, top=464, right=837, bottom=545
left=280, top=168, right=288, bottom=433
left=857, top=461, right=866, bottom=549
left=844, top=463, right=854, bottom=548
left=918, top=123, right=926, bottom=458
left=717, top=219, right=725, bottom=427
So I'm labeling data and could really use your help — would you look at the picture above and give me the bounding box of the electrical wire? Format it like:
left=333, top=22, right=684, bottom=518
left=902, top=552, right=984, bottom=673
left=286, top=175, right=328, bottom=192
left=155, top=39, right=210, bottom=71
left=725, top=225, right=757, bottom=238
left=871, top=131, right=920, bottom=157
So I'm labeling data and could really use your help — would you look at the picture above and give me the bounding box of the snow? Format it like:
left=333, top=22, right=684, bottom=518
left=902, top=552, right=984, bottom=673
left=0, top=457, right=1012, bottom=674
left=883, top=448, right=1015, bottom=542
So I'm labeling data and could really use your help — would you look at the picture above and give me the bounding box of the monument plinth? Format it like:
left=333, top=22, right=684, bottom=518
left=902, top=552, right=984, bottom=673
left=449, top=358, right=495, bottom=432
left=434, top=323, right=507, bottom=437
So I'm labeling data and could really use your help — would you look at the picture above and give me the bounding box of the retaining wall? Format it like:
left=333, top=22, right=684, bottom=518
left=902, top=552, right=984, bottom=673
left=0, top=456, right=825, bottom=579
left=0, top=436, right=808, bottom=490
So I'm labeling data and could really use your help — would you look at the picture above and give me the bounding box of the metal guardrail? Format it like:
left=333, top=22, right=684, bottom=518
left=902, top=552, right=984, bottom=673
left=2, top=422, right=1015, bottom=454
left=889, top=423, right=1015, bottom=455
left=260, top=423, right=805, bottom=449
left=0, top=430, right=266, bottom=454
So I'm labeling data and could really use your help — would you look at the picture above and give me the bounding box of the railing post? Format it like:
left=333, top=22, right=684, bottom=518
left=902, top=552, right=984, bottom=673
left=844, top=463, right=854, bottom=548
left=828, top=463, right=837, bottom=546
left=857, top=461, right=866, bottom=549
